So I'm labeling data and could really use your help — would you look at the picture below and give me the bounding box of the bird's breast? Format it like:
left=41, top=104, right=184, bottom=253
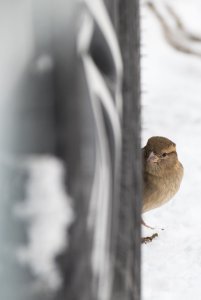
left=143, top=162, right=183, bottom=213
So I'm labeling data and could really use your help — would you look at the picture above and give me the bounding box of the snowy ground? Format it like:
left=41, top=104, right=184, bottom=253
left=141, top=0, right=201, bottom=299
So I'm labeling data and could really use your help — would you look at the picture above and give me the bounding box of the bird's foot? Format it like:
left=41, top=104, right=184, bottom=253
left=141, top=233, right=158, bottom=244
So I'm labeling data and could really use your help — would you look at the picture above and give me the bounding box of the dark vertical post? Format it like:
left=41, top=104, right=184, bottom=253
left=112, top=0, right=142, bottom=299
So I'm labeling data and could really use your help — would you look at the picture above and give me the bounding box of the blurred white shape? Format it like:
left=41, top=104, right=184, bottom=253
left=77, top=12, right=94, bottom=54
left=15, top=156, right=74, bottom=291
left=78, top=1, right=122, bottom=299
left=35, top=55, right=54, bottom=73
left=81, top=0, right=123, bottom=116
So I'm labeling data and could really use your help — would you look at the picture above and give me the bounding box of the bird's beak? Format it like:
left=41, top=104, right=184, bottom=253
left=147, top=151, right=159, bottom=163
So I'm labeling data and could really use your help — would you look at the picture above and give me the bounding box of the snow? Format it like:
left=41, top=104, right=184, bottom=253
left=14, top=156, right=74, bottom=291
left=141, top=0, right=201, bottom=299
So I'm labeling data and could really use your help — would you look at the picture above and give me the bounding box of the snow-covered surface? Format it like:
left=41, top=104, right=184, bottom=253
left=141, top=0, right=201, bottom=299
left=15, top=156, right=74, bottom=291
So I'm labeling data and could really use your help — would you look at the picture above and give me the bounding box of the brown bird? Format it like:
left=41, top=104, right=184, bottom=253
left=142, top=136, right=183, bottom=242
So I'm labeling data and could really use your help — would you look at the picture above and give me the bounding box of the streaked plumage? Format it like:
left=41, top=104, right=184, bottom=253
left=142, top=136, right=183, bottom=237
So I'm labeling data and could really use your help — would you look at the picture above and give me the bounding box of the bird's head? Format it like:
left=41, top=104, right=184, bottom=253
left=143, top=136, right=178, bottom=176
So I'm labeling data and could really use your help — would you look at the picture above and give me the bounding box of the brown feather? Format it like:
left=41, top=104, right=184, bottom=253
left=142, top=136, right=183, bottom=213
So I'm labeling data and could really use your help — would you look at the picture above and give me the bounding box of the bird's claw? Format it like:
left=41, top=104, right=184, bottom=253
left=141, top=233, right=158, bottom=244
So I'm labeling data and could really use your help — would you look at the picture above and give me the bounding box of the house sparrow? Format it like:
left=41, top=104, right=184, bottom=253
left=142, top=136, right=183, bottom=243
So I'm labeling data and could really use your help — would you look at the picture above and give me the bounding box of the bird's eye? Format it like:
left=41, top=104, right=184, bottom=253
left=162, top=153, right=167, bottom=158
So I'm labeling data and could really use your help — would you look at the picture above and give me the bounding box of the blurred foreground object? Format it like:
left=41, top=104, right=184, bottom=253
left=0, top=0, right=141, bottom=299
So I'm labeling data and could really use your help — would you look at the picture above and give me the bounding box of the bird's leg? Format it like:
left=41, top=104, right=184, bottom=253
left=141, top=218, right=158, bottom=243
left=141, top=218, right=164, bottom=231
left=141, top=218, right=163, bottom=243
left=141, top=218, right=155, bottom=230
